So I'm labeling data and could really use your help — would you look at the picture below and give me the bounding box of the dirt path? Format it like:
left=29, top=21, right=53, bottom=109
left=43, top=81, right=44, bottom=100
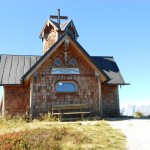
left=109, top=119, right=150, bottom=150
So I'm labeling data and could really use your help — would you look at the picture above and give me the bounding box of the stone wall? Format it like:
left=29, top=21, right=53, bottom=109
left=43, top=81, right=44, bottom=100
left=101, top=84, right=120, bottom=117
left=4, top=85, right=30, bottom=115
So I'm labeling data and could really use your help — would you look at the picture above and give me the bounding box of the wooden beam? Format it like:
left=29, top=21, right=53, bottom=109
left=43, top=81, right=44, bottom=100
left=50, top=15, right=68, bottom=19
left=50, top=9, right=68, bottom=24
left=98, top=76, right=103, bottom=117
left=30, top=77, right=33, bottom=117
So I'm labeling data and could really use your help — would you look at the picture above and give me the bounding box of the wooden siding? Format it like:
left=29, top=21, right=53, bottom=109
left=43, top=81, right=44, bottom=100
left=101, top=84, right=120, bottom=117
left=4, top=85, right=30, bottom=115
left=31, top=44, right=100, bottom=116
left=22, top=33, right=109, bottom=83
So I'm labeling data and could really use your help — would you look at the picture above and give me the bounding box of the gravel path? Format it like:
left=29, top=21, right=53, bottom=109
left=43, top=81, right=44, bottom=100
left=109, top=119, right=150, bottom=150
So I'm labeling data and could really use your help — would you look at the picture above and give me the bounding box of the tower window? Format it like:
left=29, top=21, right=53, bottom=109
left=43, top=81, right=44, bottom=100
left=56, top=81, right=77, bottom=93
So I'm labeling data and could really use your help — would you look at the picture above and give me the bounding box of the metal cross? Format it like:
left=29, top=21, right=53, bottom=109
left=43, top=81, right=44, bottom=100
left=50, top=9, right=68, bottom=25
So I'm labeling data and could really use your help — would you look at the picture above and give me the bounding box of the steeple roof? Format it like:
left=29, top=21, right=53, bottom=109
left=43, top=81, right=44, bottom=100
left=39, top=19, right=79, bottom=39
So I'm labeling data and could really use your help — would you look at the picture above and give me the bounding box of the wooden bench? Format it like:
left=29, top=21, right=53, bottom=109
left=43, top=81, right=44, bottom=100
left=52, top=104, right=90, bottom=119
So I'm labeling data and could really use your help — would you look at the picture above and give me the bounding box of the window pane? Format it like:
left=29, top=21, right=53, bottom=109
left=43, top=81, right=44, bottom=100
left=54, top=58, right=62, bottom=66
left=69, top=58, right=77, bottom=66
left=56, top=82, right=77, bottom=92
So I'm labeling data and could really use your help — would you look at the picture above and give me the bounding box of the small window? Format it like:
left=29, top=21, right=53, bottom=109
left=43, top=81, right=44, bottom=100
left=56, top=81, right=77, bottom=93
left=69, top=58, right=77, bottom=66
left=54, top=58, right=62, bottom=67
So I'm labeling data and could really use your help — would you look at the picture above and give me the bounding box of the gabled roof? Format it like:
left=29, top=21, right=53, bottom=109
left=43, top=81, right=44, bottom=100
left=39, top=19, right=59, bottom=38
left=22, top=32, right=110, bottom=83
left=0, top=54, right=126, bottom=85
left=0, top=35, right=127, bottom=86
left=60, top=20, right=79, bottom=37
left=0, top=55, right=40, bottom=85
left=92, top=56, right=126, bottom=85
left=39, top=19, right=79, bottom=39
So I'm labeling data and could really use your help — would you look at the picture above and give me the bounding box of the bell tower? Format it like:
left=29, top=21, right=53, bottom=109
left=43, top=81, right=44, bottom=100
left=39, top=9, right=79, bottom=54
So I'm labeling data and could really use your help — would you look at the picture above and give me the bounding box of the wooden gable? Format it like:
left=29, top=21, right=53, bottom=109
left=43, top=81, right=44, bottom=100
left=21, top=33, right=109, bottom=84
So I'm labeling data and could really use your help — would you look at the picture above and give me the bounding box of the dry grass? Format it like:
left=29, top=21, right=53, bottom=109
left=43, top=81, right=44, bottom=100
left=0, top=117, right=126, bottom=150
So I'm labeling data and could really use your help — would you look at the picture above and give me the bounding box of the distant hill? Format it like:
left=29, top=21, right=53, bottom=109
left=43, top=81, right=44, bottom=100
left=121, top=105, right=150, bottom=116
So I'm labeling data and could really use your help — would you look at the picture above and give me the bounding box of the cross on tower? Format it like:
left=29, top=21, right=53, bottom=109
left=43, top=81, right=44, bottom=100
left=50, top=9, right=68, bottom=25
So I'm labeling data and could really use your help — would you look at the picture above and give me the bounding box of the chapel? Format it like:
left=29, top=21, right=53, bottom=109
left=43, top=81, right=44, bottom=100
left=0, top=9, right=127, bottom=117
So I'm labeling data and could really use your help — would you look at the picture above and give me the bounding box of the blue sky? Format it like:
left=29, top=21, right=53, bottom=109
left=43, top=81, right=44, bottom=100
left=0, top=0, right=150, bottom=107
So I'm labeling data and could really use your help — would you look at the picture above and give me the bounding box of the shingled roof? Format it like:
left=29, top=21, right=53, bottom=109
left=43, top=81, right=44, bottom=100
left=0, top=54, right=125, bottom=85
left=92, top=56, right=125, bottom=85
left=39, top=19, right=79, bottom=39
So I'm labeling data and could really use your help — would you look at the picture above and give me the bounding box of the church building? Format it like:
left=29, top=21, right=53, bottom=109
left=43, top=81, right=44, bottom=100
left=0, top=9, right=127, bottom=117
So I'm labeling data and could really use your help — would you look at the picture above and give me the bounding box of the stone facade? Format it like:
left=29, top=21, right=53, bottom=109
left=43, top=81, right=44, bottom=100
left=101, top=84, right=120, bottom=117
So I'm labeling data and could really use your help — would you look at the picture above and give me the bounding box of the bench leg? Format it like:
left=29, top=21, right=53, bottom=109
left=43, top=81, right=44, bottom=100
left=81, top=113, right=85, bottom=120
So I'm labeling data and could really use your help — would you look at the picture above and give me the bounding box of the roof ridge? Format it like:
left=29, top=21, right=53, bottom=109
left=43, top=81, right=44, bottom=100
left=60, top=20, right=70, bottom=25
left=60, top=21, right=69, bottom=28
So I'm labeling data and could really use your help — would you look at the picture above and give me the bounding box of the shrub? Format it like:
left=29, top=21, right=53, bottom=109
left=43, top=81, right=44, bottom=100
left=0, top=127, right=87, bottom=150
left=134, top=111, right=144, bottom=118
left=37, top=112, right=62, bottom=122
left=0, top=121, right=126, bottom=150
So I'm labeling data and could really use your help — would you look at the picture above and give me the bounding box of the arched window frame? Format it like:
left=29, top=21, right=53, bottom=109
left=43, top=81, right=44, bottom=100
left=55, top=81, right=78, bottom=93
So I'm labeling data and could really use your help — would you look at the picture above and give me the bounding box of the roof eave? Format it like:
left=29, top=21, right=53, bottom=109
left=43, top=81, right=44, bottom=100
left=104, top=83, right=130, bottom=85
left=0, top=84, right=21, bottom=86
left=66, top=33, right=109, bottom=82
left=69, top=20, right=79, bottom=37
left=22, top=31, right=109, bottom=83
left=61, top=20, right=79, bottom=37
left=22, top=32, right=67, bottom=83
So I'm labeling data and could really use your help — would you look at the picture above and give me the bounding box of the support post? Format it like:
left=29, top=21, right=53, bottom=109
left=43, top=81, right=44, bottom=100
left=98, top=76, right=103, bottom=116
left=30, top=77, right=33, bottom=117
left=2, top=87, right=5, bottom=117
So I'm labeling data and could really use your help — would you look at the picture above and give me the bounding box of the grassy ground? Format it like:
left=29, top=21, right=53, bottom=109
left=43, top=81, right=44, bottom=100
left=0, top=117, right=126, bottom=150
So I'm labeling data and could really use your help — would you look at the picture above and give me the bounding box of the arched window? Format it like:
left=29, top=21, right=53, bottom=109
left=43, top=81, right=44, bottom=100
left=56, top=81, right=77, bottom=93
